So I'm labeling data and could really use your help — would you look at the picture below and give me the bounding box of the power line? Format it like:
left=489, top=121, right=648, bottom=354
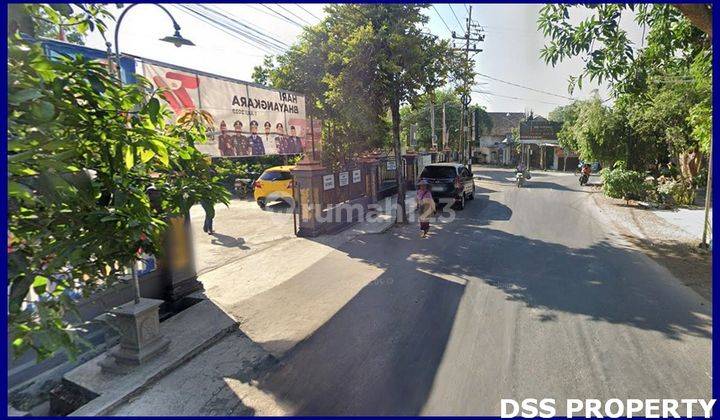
left=472, top=89, right=565, bottom=106
left=476, top=73, right=577, bottom=101
left=174, top=5, right=287, bottom=54
left=295, top=4, right=321, bottom=22
left=197, top=5, right=291, bottom=50
left=259, top=4, right=305, bottom=28
left=276, top=4, right=312, bottom=26
left=447, top=4, right=464, bottom=30
left=431, top=5, right=453, bottom=35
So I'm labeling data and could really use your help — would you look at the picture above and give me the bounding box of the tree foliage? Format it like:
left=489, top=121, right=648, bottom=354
left=400, top=88, right=490, bottom=151
left=540, top=4, right=711, bottom=182
left=8, top=6, right=228, bottom=360
left=254, top=5, right=457, bottom=166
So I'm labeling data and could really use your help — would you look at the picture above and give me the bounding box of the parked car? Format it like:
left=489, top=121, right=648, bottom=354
left=253, top=165, right=295, bottom=208
left=418, top=163, right=475, bottom=210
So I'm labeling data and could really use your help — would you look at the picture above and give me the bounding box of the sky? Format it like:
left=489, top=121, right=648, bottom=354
left=84, top=4, right=646, bottom=117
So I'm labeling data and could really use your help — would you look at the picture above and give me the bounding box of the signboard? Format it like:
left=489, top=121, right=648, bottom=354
left=519, top=119, right=562, bottom=140
left=352, top=169, right=361, bottom=183
left=387, top=160, right=397, bottom=171
left=339, top=172, right=349, bottom=187
left=142, top=62, right=315, bottom=158
left=323, top=174, right=335, bottom=190
left=409, top=124, right=417, bottom=148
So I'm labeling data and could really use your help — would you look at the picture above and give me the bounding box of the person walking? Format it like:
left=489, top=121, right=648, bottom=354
left=416, top=179, right=436, bottom=238
left=201, top=199, right=215, bottom=235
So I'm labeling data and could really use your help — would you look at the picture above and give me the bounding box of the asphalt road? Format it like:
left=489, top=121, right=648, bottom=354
left=112, top=168, right=712, bottom=416
left=252, top=168, right=712, bottom=415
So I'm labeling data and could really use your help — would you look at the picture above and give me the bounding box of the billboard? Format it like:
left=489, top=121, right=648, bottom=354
left=519, top=119, right=562, bottom=140
left=142, top=61, right=318, bottom=157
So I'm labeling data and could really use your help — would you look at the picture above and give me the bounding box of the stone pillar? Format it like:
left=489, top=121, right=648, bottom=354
left=291, top=158, right=328, bottom=237
left=403, top=153, right=418, bottom=190
left=99, top=298, right=170, bottom=374
left=360, top=154, right=380, bottom=203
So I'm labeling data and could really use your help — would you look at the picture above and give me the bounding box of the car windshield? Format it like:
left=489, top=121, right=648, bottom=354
left=420, top=166, right=457, bottom=178
left=260, top=171, right=292, bottom=181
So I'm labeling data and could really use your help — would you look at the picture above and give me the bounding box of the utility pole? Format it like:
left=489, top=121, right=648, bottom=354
left=701, top=135, right=712, bottom=249
left=442, top=102, right=447, bottom=156
left=452, top=6, right=484, bottom=165
left=429, top=102, right=437, bottom=150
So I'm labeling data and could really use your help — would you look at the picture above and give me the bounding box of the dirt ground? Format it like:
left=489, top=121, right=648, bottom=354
left=591, top=189, right=712, bottom=302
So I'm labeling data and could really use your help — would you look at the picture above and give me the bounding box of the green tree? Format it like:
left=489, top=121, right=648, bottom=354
left=8, top=3, right=115, bottom=44
left=8, top=7, right=228, bottom=361
left=400, top=89, right=490, bottom=151
left=539, top=4, right=711, bottom=179
left=255, top=4, right=454, bottom=222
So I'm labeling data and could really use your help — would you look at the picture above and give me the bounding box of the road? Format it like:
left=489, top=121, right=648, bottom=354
left=112, top=168, right=712, bottom=416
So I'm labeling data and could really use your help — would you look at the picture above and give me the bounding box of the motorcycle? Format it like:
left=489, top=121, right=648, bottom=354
left=516, top=171, right=528, bottom=188
left=234, top=178, right=253, bottom=198
left=579, top=173, right=589, bottom=186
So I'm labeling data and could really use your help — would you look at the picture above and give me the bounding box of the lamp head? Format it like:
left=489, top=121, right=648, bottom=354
left=160, top=29, right=195, bottom=48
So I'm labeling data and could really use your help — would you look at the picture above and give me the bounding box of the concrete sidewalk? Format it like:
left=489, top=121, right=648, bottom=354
left=63, top=192, right=415, bottom=415
left=196, top=192, right=416, bottom=356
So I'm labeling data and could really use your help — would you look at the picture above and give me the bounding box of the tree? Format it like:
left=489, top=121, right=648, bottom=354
left=8, top=3, right=115, bottom=44
left=256, top=5, right=454, bottom=221
left=539, top=4, right=711, bottom=179
left=400, top=88, right=490, bottom=151
left=8, top=6, right=228, bottom=361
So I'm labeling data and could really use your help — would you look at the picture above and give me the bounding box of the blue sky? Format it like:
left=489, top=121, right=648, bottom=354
left=84, top=4, right=645, bottom=117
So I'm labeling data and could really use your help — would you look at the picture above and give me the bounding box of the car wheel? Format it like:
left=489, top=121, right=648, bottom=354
left=456, top=194, right=465, bottom=210
left=468, top=185, right=475, bottom=200
left=257, top=198, right=266, bottom=209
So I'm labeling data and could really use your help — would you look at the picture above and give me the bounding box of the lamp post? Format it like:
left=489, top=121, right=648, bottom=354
left=113, top=3, right=194, bottom=85
left=100, top=4, right=194, bottom=374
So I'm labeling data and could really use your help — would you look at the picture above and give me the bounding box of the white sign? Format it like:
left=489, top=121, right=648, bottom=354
left=323, top=174, right=335, bottom=190
left=352, top=169, right=361, bottom=183
left=387, top=160, right=397, bottom=171
left=339, top=172, right=349, bottom=187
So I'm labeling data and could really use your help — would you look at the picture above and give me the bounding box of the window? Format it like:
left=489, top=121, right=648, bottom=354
left=420, top=166, right=457, bottom=178
left=260, top=171, right=292, bottom=181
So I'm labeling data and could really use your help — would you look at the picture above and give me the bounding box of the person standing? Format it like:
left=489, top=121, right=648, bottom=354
left=416, top=179, right=436, bottom=238
left=217, top=121, right=234, bottom=156
left=233, top=120, right=250, bottom=156
left=274, top=122, right=288, bottom=154
left=201, top=199, right=215, bottom=235
left=248, top=120, right=266, bottom=156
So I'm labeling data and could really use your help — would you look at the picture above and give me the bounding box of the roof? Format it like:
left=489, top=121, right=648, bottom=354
left=486, top=112, right=526, bottom=136
left=264, top=165, right=296, bottom=172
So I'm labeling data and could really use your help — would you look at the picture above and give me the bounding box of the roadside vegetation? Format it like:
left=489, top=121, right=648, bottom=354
left=541, top=4, right=711, bottom=208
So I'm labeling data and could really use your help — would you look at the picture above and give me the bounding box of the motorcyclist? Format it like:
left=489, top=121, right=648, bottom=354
left=516, top=162, right=526, bottom=174
left=581, top=163, right=592, bottom=176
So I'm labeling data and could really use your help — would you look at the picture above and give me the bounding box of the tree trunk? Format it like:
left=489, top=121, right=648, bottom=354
left=674, top=4, right=712, bottom=39
left=678, top=148, right=703, bottom=181
left=391, top=98, right=407, bottom=224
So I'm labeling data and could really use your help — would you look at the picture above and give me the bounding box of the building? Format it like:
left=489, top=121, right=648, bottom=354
left=518, top=115, right=566, bottom=170
left=474, top=112, right=525, bottom=165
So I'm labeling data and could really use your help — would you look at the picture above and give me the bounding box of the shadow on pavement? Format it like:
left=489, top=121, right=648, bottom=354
left=240, top=200, right=710, bottom=413
left=210, top=233, right=251, bottom=249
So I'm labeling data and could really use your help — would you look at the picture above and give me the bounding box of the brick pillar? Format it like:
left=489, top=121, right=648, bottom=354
left=360, top=155, right=380, bottom=203
left=291, top=159, right=328, bottom=237
left=403, top=153, right=418, bottom=190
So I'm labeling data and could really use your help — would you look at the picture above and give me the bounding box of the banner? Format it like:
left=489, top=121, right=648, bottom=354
left=142, top=62, right=317, bottom=157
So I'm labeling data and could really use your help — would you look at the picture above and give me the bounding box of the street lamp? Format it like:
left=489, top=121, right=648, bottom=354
left=113, top=3, right=194, bottom=85
left=100, top=3, right=194, bottom=374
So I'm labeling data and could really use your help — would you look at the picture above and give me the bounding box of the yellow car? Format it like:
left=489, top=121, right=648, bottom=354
left=253, top=165, right=295, bottom=208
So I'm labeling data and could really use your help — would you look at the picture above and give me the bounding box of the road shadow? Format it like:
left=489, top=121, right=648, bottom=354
left=174, top=187, right=710, bottom=415
left=523, top=181, right=574, bottom=191
left=252, top=267, right=465, bottom=415
left=210, top=233, right=250, bottom=250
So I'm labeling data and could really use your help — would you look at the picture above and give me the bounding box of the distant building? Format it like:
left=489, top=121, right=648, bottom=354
left=474, top=112, right=525, bottom=165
